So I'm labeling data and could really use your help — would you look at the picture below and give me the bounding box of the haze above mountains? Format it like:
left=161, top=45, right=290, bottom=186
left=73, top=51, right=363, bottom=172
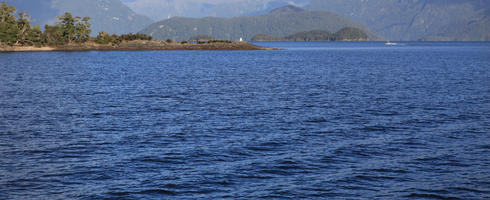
left=121, top=0, right=311, bottom=20
left=4, top=0, right=489, bottom=41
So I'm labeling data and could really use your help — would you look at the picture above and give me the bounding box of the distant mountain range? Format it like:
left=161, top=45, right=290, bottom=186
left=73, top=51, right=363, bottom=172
left=4, top=0, right=153, bottom=35
left=305, top=0, right=490, bottom=41
left=129, top=0, right=489, bottom=41
left=139, top=6, right=384, bottom=41
left=5, top=0, right=487, bottom=41
left=122, top=0, right=311, bottom=21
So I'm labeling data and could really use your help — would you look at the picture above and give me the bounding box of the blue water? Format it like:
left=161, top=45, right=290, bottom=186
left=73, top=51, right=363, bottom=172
left=0, top=42, right=489, bottom=199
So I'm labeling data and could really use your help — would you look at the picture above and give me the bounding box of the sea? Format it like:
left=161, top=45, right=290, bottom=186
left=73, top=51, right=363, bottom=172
left=0, top=42, right=489, bottom=199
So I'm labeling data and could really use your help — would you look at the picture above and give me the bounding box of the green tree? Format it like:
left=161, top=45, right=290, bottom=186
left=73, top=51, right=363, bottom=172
left=111, top=34, right=122, bottom=45
left=95, top=31, right=112, bottom=44
left=16, top=11, right=31, bottom=45
left=56, top=12, right=91, bottom=43
left=42, top=12, right=92, bottom=45
left=43, top=24, right=66, bottom=45
left=0, top=2, right=19, bottom=45
left=57, top=12, right=77, bottom=43
left=26, top=24, right=42, bottom=46
left=75, top=16, right=91, bottom=43
left=0, top=2, right=16, bottom=22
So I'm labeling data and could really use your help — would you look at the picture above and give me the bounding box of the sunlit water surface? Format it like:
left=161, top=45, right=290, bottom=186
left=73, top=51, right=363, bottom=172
left=1, top=42, right=489, bottom=199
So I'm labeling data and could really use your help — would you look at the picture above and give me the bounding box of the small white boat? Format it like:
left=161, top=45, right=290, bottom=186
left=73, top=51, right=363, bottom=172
left=385, top=41, right=398, bottom=46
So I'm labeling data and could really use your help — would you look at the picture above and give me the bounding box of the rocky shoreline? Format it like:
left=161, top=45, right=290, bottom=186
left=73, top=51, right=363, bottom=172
left=0, top=40, right=275, bottom=52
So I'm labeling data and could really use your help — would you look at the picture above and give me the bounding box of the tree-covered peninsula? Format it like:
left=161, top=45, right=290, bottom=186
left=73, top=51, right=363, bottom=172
left=252, top=28, right=368, bottom=42
left=0, top=2, right=270, bottom=51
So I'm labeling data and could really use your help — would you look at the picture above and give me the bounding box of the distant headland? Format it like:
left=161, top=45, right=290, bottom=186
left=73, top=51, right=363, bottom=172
left=0, top=2, right=272, bottom=52
left=252, top=28, right=369, bottom=42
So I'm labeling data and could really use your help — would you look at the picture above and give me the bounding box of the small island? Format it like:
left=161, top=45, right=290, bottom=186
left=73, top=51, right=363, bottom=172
left=0, top=3, right=272, bottom=52
left=252, top=28, right=368, bottom=42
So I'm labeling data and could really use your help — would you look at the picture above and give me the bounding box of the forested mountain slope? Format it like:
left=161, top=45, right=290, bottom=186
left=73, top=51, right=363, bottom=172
left=140, top=6, right=383, bottom=41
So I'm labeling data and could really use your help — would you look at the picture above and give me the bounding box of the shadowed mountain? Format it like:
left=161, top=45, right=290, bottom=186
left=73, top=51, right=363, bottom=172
left=139, top=6, right=383, bottom=41
left=4, top=0, right=153, bottom=35
left=305, top=0, right=490, bottom=41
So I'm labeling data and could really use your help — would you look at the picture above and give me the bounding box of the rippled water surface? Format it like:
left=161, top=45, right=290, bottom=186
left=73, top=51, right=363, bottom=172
left=1, top=42, right=489, bottom=199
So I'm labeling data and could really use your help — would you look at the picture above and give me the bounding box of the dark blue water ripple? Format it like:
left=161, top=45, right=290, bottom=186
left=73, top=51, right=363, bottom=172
left=0, top=42, right=489, bottom=199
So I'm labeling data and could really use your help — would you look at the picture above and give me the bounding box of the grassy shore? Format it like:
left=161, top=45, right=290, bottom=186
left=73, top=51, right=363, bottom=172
left=0, top=40, right=275, bottom=52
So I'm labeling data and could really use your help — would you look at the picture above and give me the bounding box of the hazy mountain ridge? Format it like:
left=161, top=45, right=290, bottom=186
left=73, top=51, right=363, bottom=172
left=305, top=0, right=490, bottom=41
left=140, top=6, right=383, bottom=41
left=123, top=0, right=311, bottom=21
left=4, top=0, right=153, bottom=35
